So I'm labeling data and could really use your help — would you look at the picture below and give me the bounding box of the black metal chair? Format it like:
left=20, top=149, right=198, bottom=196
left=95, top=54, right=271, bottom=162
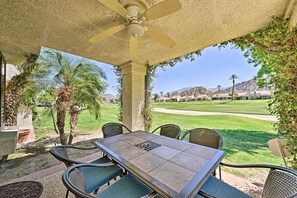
left=101, top=122, right=131, bottom=138
left=62, top=163, right=157, bottom=198
left=197, top=162, right=297, bottom=198
left=181, top=128, right=223, bottom=177
left=151, top=124, right=181, bottom=139
left=181, top=128, right=223, bottom=149
left=50, top=145, right=123, bottom=197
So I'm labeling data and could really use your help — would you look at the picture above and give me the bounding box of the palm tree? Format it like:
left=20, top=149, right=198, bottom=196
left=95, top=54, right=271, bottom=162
left=153, top=93, right=159, bottom=102
left=38, top=48, right=106, bottom=145
left=217, top=85, right=222, bottom=93
left=68, top=65, right=106, bottom=144
left=229, top=74, right=239, bottom=101
left=5, top=54, right=40, bottom=126
left=160, top=91, right=163, bottom=97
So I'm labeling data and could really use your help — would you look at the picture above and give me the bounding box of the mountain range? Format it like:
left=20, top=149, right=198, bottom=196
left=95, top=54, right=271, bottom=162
left=170, top=79, right=271, bottom=97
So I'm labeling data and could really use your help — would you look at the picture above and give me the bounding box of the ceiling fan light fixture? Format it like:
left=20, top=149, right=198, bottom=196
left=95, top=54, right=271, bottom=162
left=92, top=0, right=181, bottom=56
left=127, top=23, right=145, bottom=37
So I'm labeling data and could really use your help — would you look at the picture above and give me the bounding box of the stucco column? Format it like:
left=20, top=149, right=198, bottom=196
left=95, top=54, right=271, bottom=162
left=119, top=61, right=147, bottom=131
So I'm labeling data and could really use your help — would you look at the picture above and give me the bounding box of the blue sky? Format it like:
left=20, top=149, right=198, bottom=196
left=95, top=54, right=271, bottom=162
left=98, top=44, right=259, bottom=95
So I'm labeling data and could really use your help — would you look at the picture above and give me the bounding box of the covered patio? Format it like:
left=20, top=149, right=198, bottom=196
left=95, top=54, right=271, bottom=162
left=1, top=0, right=294, bottom=130
left=1, top=0, right=297, bottom=197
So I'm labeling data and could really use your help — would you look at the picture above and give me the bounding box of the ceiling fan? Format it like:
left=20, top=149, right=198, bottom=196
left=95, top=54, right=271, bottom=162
left=89, top=0, right=182, bottom=57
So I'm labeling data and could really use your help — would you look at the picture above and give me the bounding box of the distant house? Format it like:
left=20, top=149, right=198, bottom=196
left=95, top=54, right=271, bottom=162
left=179, top=95, right=195, bottom=102
left=252, top=90, right=272, bottom=99
left=179, top=96, right=187, bottom=102
left=103, top=94, right=116, bottom=103
left=170, top=95, right=181, bottom=102
left=196, top=94, right=211, bottom=101
left=212, top=93, right=231, bottom=100
left=236, top=92, right=249, bottom=100
left=157, top=97, right=170, bottom=102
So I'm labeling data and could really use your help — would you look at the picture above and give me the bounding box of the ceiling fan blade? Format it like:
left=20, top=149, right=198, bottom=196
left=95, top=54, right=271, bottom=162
left=89, top=24, right=126, bottom=43
left=142, top=0, right=181, bottom=21
left=146, top=26, right=175, bottom=48
left=97, top=0, right=130, bottom=17
left=130, top=36, right=138, bottom=57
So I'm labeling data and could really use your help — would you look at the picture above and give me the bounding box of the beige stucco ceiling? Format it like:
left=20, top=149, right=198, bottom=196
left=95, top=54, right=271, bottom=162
left=0, top=0, right=290, bottom=66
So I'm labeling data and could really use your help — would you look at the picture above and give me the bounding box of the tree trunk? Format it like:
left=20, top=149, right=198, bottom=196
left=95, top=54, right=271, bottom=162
left=231, top=79, right=235, bottom=101
left=68, top=105, right=82, bottom=145
left=50, top=107, right=59, bottom=134
left=56, top=86, right=73, bottom=145
left=5, top=93, right=18, bottom=126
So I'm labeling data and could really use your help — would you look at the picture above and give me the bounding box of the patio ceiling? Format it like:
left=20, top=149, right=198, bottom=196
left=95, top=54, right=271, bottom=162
left=0, top=0, right=290, bottom=66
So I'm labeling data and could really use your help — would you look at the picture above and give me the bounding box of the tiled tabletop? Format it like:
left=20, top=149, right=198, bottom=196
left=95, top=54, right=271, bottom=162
left=93, top=131, right=225, bottom=198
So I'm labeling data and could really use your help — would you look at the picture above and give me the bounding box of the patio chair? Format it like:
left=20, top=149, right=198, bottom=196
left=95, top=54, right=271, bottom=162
left=50, top=145, right=123, bottom=197
left=151, top=124, right=181, bottom=139
left=63, top=163, right=157, bottom=198
left=181, top=128, right=223, bottom=177
left=101, top=122, right=131, bottom=138
left=196, top=162, right=297, bottom=198
left=181, top=128, right=223, bottom=149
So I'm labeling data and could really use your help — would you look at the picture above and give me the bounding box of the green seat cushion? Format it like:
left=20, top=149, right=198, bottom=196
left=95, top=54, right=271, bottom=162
left=97, top=174, right=153, bottom=198
left=195, top=176, right=251, bottom=198
left=80, top=164, right=123, bottom=193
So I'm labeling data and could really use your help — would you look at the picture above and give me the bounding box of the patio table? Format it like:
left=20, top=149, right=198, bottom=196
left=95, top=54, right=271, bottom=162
left=93, top=131, right=225, bottom=198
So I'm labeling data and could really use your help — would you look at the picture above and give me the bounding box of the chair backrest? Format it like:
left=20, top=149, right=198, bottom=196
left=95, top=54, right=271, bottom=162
left=152, top=124, right=181, bottom=139
left=262, top=169, right=297, bottom=198
left=50, top=146, right=76, bottom=167
left=63, top=164, right=95, bottom=198
left=101, top=123, right=131, bottom=138
left=181, top=128, right=223, bottom=149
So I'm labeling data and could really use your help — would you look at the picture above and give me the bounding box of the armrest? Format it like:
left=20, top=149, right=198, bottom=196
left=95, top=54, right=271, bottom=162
left=57, top=145, right=98, bottom=150
left=220, top=162, right=297, bottom=176
left=197, top=190, right=216, bottom=198
left=140, top=191, right=158, bottom=198
left=151, top=126, right=161, bottom=134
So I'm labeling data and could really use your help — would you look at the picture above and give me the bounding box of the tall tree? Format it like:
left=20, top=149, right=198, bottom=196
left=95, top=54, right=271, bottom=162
left=217, top=85, right=222, bottom=93
left=38, top=48, right=106, bottom=145
left=5, top=54, right=41, bottom=126
left=229, top=74, right=238, bottom=101
left=153, top=93, right=159, bottom=102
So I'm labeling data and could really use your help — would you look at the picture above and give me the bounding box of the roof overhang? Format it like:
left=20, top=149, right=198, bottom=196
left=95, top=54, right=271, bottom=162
left=0, top=0, right=290, bottom=66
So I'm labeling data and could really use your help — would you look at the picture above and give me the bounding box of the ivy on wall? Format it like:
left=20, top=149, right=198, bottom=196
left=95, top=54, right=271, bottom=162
left=144, top=65, right=157, bottom=131
left=219, top=17, right=297, bottom=169
left=114, top=67, right=123, bottom=122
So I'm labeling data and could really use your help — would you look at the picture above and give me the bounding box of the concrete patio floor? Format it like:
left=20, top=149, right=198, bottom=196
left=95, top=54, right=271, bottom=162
left=0, top=151, right=263, bottom=198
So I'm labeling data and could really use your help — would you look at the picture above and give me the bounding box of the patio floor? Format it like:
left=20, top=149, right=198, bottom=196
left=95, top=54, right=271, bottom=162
left=0, top=151, right=263, bottom=198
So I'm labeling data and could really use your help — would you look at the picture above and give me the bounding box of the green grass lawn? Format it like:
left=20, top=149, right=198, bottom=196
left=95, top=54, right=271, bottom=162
left=152, top=100, right=271, bottom=115
left=33, top=104, right=119, bottom=139
left=33, top=103, right=282, bottom=168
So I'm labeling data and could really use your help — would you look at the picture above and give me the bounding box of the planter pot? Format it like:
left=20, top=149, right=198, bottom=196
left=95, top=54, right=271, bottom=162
left=0, top=128, right=18, bottom=157
left=17, top=129, right=30, bottom=144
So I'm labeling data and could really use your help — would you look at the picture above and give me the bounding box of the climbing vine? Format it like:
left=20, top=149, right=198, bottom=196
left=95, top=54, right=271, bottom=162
left=114, top=67, right=123, bottom=122
left=219, top=17, right=297, bottom=169
left=143, top=65, right=157, bottom=131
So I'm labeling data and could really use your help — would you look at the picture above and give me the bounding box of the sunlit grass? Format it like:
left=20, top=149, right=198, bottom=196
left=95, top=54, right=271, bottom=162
left=152, top=100, right=271, bottom=115
left=33, top=103, right=282, bottom=167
